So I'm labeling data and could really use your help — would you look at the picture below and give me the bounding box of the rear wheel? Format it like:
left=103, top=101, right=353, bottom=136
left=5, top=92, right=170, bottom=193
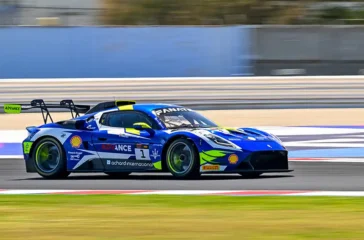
left=33, top=137, right=69, bottom=179
left=239, top=172, right=262, bottom=178
left=166, top=138, right=200, bottom=179
left=105, top=172, right=131, bottom=179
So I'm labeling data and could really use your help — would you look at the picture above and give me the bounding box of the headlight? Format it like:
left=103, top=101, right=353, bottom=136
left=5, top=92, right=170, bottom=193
left=204, top=133, right=239, bottom=148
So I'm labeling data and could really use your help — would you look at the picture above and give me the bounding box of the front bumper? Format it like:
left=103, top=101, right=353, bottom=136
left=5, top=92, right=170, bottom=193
left=239, top=150, right=290, bottom=171
left=202, top=150, right=293, bottom=174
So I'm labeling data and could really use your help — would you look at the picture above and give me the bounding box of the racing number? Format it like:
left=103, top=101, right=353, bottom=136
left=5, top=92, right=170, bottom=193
left=140, top=149, right=146, bottom=158
left=135, top=148, right=150, bottom=160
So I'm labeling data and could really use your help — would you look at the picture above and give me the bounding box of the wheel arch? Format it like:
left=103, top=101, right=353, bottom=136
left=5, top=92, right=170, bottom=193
left=29, top=135, right=65, bottom=160
left=161, top=134, right=200, bottom=171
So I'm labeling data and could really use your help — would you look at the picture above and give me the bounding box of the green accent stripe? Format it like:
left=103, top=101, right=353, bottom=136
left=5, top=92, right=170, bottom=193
left=199, top=150, right=232, bottom=165
left=153, top=161, right=162, bottom=170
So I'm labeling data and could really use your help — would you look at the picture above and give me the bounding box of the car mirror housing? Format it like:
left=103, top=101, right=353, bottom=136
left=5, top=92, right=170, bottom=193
left=133, top=122, right=155, bottom=136
left=133, top=122, right=151, bottom=130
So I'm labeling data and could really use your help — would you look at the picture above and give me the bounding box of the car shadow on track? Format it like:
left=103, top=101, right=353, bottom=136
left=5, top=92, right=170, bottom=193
left=13, top=174, right=294, bottom=181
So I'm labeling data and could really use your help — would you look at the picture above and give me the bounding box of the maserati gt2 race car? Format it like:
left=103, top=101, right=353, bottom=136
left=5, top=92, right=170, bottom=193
left=4, top=99, right=292, bottom=179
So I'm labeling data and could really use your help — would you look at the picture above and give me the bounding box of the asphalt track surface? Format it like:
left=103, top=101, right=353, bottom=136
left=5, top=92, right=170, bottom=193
left=2, top=129, right=364, bottom=191
left=1, top=159, right=364, bottom=191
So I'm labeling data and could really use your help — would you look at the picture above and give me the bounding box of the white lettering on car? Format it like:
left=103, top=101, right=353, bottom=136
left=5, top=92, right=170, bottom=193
left=114, top=144, right=132, bottom=152
left=154, top=108, right=192, bottom=116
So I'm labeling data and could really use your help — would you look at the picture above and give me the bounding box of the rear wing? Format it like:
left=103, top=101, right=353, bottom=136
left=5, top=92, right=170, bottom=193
left=3, top=99, right=91, bottom=124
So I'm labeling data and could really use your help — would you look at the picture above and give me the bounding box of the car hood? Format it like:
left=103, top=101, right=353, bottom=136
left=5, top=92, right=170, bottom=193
left=209, top=127, right=273, bottom=140
left=187, top=127, right=285, bottom=151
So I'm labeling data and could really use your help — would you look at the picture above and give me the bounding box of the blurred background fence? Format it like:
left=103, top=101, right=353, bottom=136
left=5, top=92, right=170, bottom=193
left=252, top=26, right=364, bottom=76
left=0, top=26, right=250, bottom=78
left=1, top=0, right=364, bottom=78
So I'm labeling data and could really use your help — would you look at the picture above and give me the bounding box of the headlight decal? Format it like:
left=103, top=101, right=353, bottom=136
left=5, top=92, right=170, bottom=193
left=191, top=129, right=242, bottom=151
left=203, top=133, right=240, bottom=149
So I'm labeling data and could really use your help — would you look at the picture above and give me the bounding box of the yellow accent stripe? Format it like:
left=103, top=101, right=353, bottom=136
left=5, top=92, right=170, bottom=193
left=125, top=128, right=140, bottom=135
left=118, top=105, right=134, bottom=111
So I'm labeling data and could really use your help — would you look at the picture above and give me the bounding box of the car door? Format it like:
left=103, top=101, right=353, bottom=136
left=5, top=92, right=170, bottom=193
left=91, top=110, right=160, bottom=172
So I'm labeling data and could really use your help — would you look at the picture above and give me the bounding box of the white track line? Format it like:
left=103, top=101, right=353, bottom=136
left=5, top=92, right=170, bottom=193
left=1, top=75, right=364, bottom=83
left=0, top=155, right=23, bottom=159
left=289, top=158, right=364, bottom=163
left=1, top=189, right=364, bottom=196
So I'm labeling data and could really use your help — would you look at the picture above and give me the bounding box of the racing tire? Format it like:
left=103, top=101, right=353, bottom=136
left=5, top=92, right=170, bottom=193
left=166, top=138, right=200, bottom=179
left=32, top=137, right=69, bottom=179
left=105, top=172, right=131, bottom=179
left=238, top=172, right=262, bottom=178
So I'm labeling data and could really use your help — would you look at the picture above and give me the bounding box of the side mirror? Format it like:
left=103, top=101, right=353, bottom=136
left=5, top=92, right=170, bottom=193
left=133, top=122, right=151, bottom=130
left=133, top=122, right=155, bottom=136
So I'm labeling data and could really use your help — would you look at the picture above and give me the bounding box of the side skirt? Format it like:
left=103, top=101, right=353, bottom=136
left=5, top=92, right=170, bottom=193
left=70, top=158, right=160, bottom=173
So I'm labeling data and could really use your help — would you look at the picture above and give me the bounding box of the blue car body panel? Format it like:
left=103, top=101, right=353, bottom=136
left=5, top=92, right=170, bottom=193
left=22, top=103, right=291, bottom=174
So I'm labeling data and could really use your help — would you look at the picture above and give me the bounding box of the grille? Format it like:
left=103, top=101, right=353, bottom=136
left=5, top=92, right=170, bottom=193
left=249, top=151, right=288, bottom=170
left=236, top=161, right=253, bottom=170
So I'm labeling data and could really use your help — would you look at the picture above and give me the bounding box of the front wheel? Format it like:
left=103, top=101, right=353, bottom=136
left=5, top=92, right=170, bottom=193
left=33, top=137, right=69, bottom=179
left=166, top=138, right=200, bottom=179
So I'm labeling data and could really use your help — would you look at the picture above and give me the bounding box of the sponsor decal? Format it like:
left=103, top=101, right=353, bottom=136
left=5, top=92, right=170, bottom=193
left=70, top=135, right=82, bottom=148
left=151, top=149, right=160, bottom=160
left=228, top=138, right=241, bottom=141
left=101, top=144, right=132, bottom=152
left=106, top=160, right=153, bottom=168
left=153, top=107, right=192, bottom=116
left=68, top=151, right=82, bottom=161
left=101, top=144, right=114, bottom=150
left=202, top=165, right=220, bottom=171
left=136, top=143, right=149, bottom=149
left=248, top=137, right=256, bottom=141
left=115, top=144, right=132, bottom=152
left=228, top=154, right=239, bottom=164
left=23, top=141, right=33, bottom=154
left=4, top=104, right=21, bottom=114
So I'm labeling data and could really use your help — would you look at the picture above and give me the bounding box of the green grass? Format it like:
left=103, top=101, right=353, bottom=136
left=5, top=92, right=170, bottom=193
left=1, top=195, right=364, bottom=240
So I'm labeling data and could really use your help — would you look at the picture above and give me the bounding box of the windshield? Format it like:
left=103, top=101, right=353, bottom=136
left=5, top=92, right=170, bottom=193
left=153, top=107, right=218, bottom=129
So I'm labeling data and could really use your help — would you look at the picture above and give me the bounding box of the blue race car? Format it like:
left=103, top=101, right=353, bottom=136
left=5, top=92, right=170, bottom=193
left=5, top=99, right=292, bottom=179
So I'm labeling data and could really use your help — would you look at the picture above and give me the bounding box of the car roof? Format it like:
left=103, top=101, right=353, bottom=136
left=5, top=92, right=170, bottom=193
left=132, top=103, right=186, bottom=112
left=75, top=102, right=190, bottom=121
